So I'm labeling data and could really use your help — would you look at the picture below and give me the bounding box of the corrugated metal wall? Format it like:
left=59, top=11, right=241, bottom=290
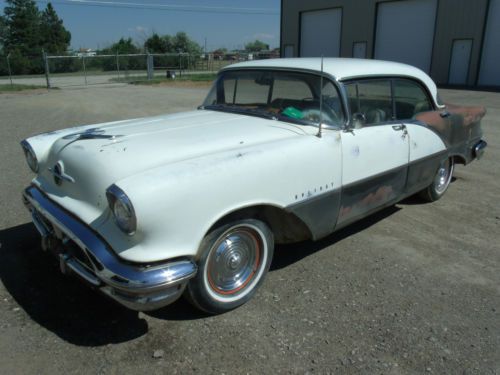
left=430, top=0, right=488, bottom=85
left=281, top=0, right=492, bottom=87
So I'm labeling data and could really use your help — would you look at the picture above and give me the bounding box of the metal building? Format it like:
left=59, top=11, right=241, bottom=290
left=280, top=0, right=500, bottom=87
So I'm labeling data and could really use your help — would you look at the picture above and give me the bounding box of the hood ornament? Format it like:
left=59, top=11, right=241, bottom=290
left=48, top=161, right=75, bottom=185
left=63, top=128, right=122, bottom=141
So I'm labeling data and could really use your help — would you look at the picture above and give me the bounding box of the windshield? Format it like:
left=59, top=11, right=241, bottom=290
left=202, top=70, right=345, bottom=127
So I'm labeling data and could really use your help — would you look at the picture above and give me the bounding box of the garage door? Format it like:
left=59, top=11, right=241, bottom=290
left=300, top=8, right=342, bottom=57
left=478, top=0, right=500, bottom=86
left=374, top=0, right=437, bottom=72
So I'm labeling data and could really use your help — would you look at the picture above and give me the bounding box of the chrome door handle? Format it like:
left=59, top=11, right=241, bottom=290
left=392, top=124, right=406, bottom=131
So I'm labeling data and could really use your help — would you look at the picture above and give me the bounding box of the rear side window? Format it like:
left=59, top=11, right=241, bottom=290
left=345, top=80, right=393, bottom=125
left=393, top=79, right=432, bottom=119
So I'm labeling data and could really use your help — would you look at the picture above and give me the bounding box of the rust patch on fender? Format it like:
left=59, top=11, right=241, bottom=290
left=414, top=103, right=486, bottom=156
left=415, top=104, right=486, bottom=132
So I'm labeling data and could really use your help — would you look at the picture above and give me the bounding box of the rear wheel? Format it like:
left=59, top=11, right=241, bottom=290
left=186, top=219, right=274, bottom=314
left=419, top=157, right=454, bottom=202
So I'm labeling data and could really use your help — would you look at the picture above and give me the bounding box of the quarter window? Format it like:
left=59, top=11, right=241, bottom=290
left=393, top=79, right=432, bottom=119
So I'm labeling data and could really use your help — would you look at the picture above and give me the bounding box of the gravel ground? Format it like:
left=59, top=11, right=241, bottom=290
left=0, top=85, right=499, bottom=374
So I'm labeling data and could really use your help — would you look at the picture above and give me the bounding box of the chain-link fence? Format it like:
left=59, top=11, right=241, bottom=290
left=0, top=52, right=47, bottom=87
left=0, top=51, right=280, bottom=88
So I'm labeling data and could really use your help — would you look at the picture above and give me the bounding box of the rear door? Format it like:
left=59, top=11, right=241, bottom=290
left=337, top=79, right=409, bottom=227
left=393, top=78, right=447, bottom=194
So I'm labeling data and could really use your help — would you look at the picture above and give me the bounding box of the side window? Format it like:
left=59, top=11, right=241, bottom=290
left=393, top=79, right=432, bottom=119
left=346, top=80, right=393, bottom=126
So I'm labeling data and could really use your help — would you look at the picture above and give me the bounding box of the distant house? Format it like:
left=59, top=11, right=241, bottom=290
left=75, top=48, right=97, bottom=57
left=254, top=48, right=280, bottom=60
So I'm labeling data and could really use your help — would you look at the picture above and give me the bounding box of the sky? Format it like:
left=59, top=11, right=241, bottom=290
left=0, top=0, right=281, bottom=51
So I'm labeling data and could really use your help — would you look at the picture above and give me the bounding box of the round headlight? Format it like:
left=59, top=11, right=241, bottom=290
left=106, top=185, right=137, bottom=235
left=21, top=140, right=39, bottom=173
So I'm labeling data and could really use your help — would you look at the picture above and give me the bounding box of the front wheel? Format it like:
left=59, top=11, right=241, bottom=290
left=186, top=219, right=274, bottom=314
left=419, top=157, right=454, bottom=202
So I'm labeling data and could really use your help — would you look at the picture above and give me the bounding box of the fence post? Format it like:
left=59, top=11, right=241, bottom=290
left=6, top=53, right=13, bottom=86
left=82, top=55, right=88, bottom=86
left=147, top=53, right=153, bottom=80
left=116, top=52, right=120, bottom=79
left=178, top=53, right=182, bottom=77
left=43, top=50, right=51, bottom=89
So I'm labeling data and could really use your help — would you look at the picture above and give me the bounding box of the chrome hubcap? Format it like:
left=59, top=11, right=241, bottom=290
left=207, top=227, right=262, bottom=295
left=434, top=159, right=452, bottom=193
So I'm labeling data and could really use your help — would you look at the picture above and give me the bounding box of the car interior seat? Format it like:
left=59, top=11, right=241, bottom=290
left=365, top=108, right=386, bottom=124
left=413, top=100, right=431, bottom=116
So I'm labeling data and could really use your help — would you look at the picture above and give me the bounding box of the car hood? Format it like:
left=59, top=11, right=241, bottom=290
left=35, top=110, right=308, bottom=222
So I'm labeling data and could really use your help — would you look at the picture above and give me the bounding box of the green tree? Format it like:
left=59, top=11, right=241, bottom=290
left=144, top=33, right=172, bottom=53
left=1, top=0, right=72, bottom=74
left=100, top=38, right=144, bottom=71
left=0, top=16, right=6, bottom=52
left=244, top=40, right=269, bottom=52
left=143, top=31, right=202, bottom=69
left=102, top=37, right=141, bottom=55
left=172, top=32, right=202, bottom=55
left=2, top=0, right=41, bottom=55
left=40, top=2, right=71, bottom=54
left=144, top=31, right=201, bottom=55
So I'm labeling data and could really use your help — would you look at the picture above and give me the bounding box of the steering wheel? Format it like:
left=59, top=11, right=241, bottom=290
left=301, top=108, right=335, bottom=124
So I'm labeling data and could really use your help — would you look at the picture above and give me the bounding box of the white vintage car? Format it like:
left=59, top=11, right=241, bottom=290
left=21, top=58, right=487, bottom=314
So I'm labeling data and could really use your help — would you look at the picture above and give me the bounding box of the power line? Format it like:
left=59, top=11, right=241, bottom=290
left=26, top=0, right=280, bottom=15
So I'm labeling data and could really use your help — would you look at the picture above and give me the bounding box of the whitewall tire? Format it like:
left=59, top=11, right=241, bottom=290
left=186, top=219, right=274, bottom=314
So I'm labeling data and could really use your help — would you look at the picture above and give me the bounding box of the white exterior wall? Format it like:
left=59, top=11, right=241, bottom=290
left=478, top=0, right=500, bottom=86
left=300, top=8, right=342, bottom=57
left=374, top=0, right=438, bottom=73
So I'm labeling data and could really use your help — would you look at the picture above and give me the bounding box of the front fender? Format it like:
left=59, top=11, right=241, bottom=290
left=102, top=132, right=342, bottom=263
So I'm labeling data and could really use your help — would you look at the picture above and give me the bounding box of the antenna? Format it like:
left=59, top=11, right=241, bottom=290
left=317, top=56, right=324, bottom=138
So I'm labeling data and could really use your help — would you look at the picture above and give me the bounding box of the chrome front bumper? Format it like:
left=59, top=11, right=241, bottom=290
left=22, top=186, right=197, bottom=311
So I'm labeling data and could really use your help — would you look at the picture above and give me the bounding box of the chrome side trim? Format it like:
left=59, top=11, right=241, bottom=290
left=23, top=186, right=198, bottom=311
left=287, top=188, right=341, bottom=240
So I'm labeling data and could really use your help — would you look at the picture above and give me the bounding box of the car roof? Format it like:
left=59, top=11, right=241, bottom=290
left=222, top=58, right=442, bottom=108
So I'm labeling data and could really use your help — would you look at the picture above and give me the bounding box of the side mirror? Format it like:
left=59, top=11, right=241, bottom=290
left=352, top=112, right=366, bottom=129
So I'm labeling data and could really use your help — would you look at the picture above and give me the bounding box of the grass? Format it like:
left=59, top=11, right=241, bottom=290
left=0, top=83, right=47, bottom=92
left=110, top=73, right=217, bottom=85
